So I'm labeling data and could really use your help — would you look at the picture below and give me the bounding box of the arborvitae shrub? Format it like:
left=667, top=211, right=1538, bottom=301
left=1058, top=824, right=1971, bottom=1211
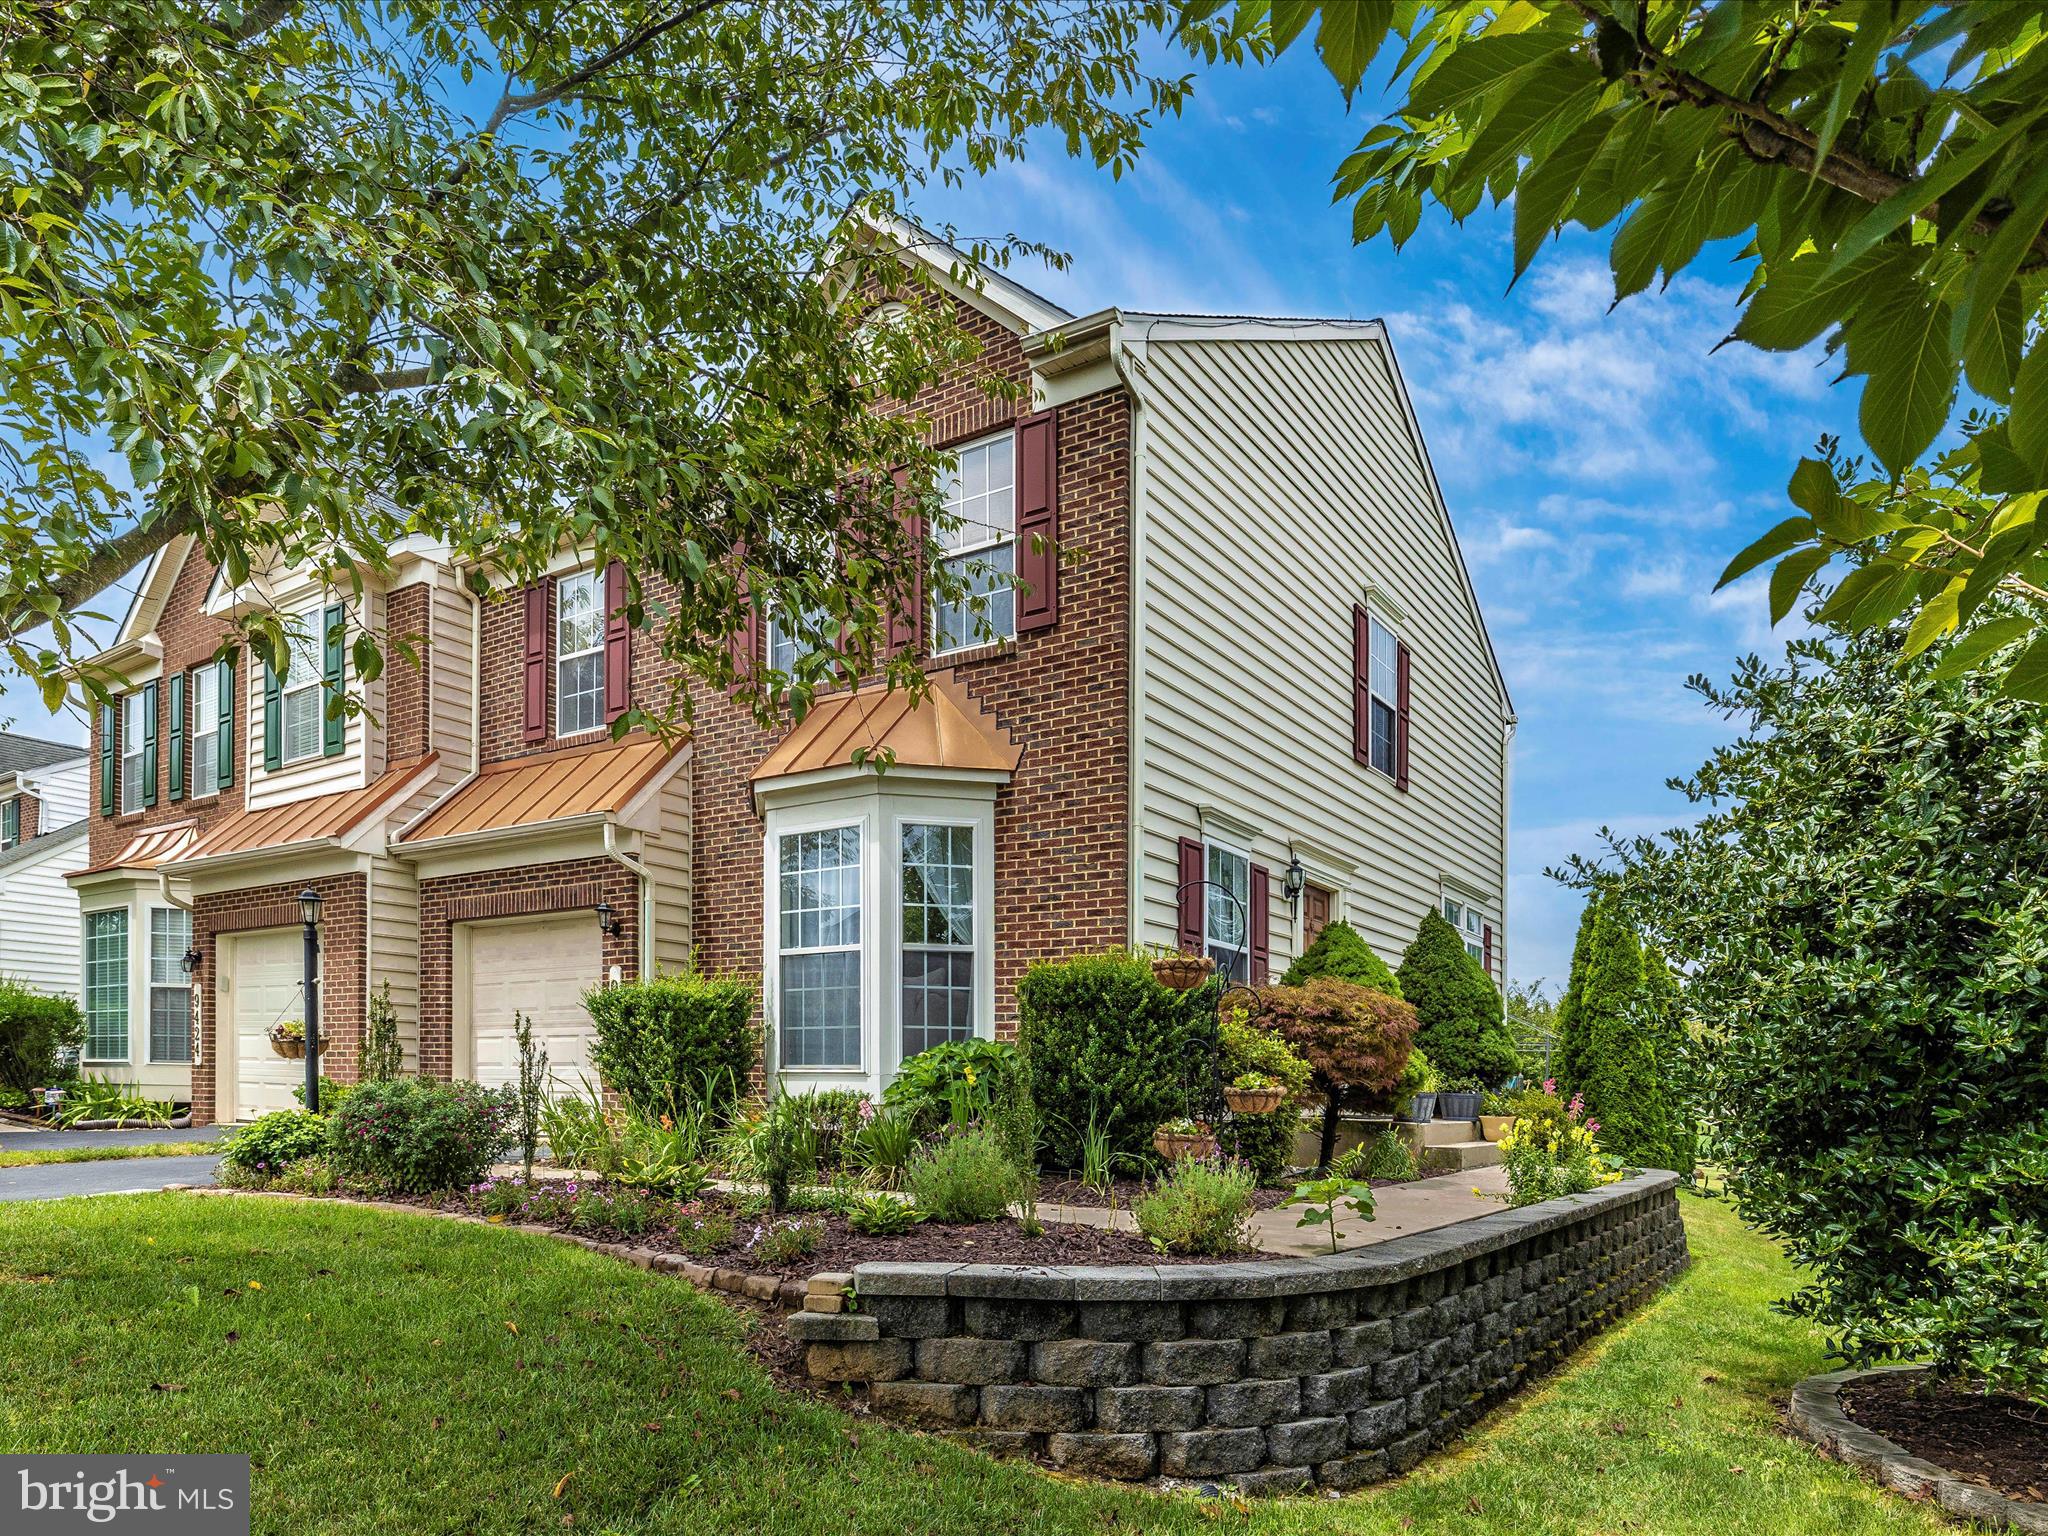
left=1395, top=909, right=1518, bottom=1086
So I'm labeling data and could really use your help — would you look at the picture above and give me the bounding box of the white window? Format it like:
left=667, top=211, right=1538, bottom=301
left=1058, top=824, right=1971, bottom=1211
left=555, top=568, right=604, bottom=737
left=148, top=907, right=193, bottom=1063
left=280, top=609, right=326, bottom=764
left=84, top=910, right=129, bottom=1061
left=901, top=823, right=975, bottom=1057
left=1205, top=840, right=1252, bottom=985
left=1, top=795, right=17, bottom=850
left=1444, top=898, right=1487, bottom=963
left=933, top=433, right=1016, bottom=653
left=1367, top=614, right=1400, bottom=778
left=778, top=826, right=862, bottom=1069
left=119, top=691, right=146, bottom=813
left=190, top=665, right=220, bottom=798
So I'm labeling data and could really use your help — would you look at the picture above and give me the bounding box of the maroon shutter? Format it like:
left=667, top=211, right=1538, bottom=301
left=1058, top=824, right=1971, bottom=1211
left=522, top=581, right=548, bottom=743
left=886, top=467, right=922, bottom=657
left=727, top=547, right=758, bottom=699
left=1395, top=640, right=1412, bottom=791
left=603, top=560, right=631, bottom=724
left=1482, top=923, right=1495, bottom=979
left=1351, top=604, right=1372, bottom=767
left=1014, top=409, right=1058, bottom=633
left=1175, top=836, right=1203, bottom=953
left=1249, top=864, right=1272, bottom=986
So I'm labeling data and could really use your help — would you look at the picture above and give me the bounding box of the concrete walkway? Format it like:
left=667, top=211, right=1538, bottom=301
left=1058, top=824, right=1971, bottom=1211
left=1038, top=1164, right=1513, bottom=1256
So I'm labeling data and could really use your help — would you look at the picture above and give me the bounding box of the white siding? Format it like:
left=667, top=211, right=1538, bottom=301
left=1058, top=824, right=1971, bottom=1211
left=0, top=832, right=85, bottom=995
left=25, top=760, right=90, bottom=828
left=641, top=762, right=693, bottom=976
left=1128, top=330, right=1511, bottom=982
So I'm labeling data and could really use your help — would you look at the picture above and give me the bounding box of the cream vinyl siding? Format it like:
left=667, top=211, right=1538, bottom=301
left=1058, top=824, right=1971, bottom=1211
left=246, top=589, right=380, bottom=809
left=0, top=828, right=86, bottom=995
left=365, top=852, right=422, bottom=1071
left=426, top=578, right=477, bottom=772
left=1128, top=328, right=1510, bottom=979
left=640, top=762, right=694, bottom=975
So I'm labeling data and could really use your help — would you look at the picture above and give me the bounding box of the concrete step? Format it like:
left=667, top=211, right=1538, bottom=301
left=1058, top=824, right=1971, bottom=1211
left=1415, top=1139, right=1503, bottom=1171
left=1404, top=1118, right=1483, bottom=1149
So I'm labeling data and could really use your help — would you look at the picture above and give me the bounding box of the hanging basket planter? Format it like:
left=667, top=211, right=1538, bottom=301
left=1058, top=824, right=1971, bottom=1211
left=1153, top=1122, right=1219, bottom=1161
left=267, top=1023, right=321, bottom=1061
left=1150, top=953, right=1215, bottom=992
left=1223, top=1085, right=1287, bottom=1115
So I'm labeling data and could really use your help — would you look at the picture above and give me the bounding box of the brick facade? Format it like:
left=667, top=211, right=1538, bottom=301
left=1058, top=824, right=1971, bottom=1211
left=189, top=872, right=365, bottom=1125
left=87, top=550, right=244, bottom=870
left=11, top=792, right=38, bottom=843
left=415, top=857, right=641, bottom=1080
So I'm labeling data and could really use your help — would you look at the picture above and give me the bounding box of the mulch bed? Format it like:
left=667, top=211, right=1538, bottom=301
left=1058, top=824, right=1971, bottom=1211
left=1035, top=1174, right=1297, bottom=1212
left=1842, top=1370, right=2047, bottom=1506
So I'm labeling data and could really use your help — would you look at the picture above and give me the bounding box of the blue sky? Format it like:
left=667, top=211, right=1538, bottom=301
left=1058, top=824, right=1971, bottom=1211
left=0, top=39, right=1862, bottom=990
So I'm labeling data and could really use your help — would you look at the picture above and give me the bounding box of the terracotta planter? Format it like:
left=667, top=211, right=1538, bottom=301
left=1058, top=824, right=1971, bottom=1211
left=1153, top=1126, right=1219, bottom=1161
left=1479, top=1114, right=1515, bottom=1143
left=1150, top=954, right=1215, bottom=992
left=1223, top=1086, right=1286, bottom=1115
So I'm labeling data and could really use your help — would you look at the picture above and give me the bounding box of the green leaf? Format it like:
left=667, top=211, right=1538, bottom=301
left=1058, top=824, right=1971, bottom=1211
left=1310, top=0, right=1394, bottom=99
left=1960, top=281, right=2023, bottom=402
left=1610, top=160, right=1720, bottom=300
left=1900, top=579, right=1962, bottom=656
left=1513, top=113, right=1623, bottom=278
left=1733, top=249, right=1886, bottom=352
left=1815, top=563, right=1916, bottom=631
left=1409, top=31, right=1573, bottom=118
left=129, top=435, right=163, bottom=487
left=1997, top=634, right=2048, bottom=701
left=1959, top=157, right=2048, bottom=371
left=1770, top=546, right=1834, bottom=623
left=1845, top=276, right=1958, bottom=476
left=1787, top=458, right=1843, bottom=524
left=2010, top=339, right=2048, bottom=481
left=1931, top=615, right=2035, bottom=678
left=1571, top=103, right=1656, bottom=231
left=1718, top=515, right=1816, bottom=590
left=1453, top=55, right=1601, bottom=200
left=1814, top=0, right=1900, bottom=172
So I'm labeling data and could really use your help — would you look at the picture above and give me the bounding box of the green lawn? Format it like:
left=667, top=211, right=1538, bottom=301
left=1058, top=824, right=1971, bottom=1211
left=0, top=1141, right=212, bottom=1168
left=0, top=1192, right=1939, bottom=1535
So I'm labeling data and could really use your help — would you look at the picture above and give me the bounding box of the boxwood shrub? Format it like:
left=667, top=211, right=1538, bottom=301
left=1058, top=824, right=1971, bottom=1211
left=220, top=1109, right=330, bottom=1178
left=584, top=971, right=756, bottom=1119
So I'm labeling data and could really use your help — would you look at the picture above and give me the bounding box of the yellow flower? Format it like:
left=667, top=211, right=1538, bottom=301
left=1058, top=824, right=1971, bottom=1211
left=247, top=1281, right=263, bottom=1291
left=963, top=1066, right=977, bottom=1086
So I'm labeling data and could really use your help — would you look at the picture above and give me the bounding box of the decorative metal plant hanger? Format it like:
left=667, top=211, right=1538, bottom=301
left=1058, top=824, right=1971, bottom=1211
left=1165, top=876, right=1266, bottom=1160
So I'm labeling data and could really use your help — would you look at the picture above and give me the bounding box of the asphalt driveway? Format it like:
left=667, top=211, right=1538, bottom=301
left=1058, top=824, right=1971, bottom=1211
left=0, top=1154, right=220, bottom=1202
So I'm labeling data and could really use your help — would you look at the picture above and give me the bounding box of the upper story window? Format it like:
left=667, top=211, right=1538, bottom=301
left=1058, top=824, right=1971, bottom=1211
left=555, top=568, right=604, bottom=737
left=1444, top=897, right=1487, bottom=964
left=1204, top=839, right=1252, bottom=985
left=1366, top=614, right=1401, bottom=778
left=1, top=795, right=17, bottom=850
left=120, top=691, right=147, bottom=813
left=933, top=433, right=1016, bottom=654
left=190, top=664, right=220, bottom=798
left=279, top=610, right=326, bottom=764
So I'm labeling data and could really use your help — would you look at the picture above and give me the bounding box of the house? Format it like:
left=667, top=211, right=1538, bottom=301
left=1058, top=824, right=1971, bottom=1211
left=65, top=224, right=1512, bottom=1119
left=0, top=734, right=91, bottom=998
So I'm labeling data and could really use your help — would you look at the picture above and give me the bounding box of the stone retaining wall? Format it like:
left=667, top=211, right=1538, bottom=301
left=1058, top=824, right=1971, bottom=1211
left=792, top=1171, right=1687, bottom=1492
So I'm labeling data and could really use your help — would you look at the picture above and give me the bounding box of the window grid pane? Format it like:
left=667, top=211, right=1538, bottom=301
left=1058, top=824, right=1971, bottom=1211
left=556, top=571, right=604, bottom=736
left=901, top=823, right=975, bottom=1056
left=192, top=667, right=219, bottom=797
left=934, top=540, right=1016, bottom=652
left=778, top=827, right=861, bottom=1068
left=121, top=693, right=145, bottom=813
left=84, top=911, right=128, bottom=1060
left=1204, top=843, right=1251, bottom=984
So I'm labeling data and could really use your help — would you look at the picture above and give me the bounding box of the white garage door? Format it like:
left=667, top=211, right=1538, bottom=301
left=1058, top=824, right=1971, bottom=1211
left=231, top=928, right=310, bottom=1120
left=466, top=915, right=600, bottom=1098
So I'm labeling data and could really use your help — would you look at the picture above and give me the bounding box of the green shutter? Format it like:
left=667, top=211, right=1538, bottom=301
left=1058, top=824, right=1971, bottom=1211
left=262, top=656, right=282, bottom=771
left=321, top=601, right=345, bottom=757
left=99, top=702, right=115, bottom=815
left=2, top=797, right=17, bottom=847
left=167, top=671, right=185, bottom=802
left=217, top=654, right=236, bottom=789
left=140, top=679, right=158, bottom=808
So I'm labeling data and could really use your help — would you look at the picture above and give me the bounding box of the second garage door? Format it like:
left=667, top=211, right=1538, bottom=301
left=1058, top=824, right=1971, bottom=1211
left=230, top=927, right=309, bottom=1120
left=464, top=914, right=600, bottom=1098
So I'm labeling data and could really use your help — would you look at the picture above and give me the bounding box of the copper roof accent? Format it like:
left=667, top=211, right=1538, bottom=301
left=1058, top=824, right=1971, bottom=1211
left=70, top=819, right=198, bottom=877
left=400, top=735, right=684, bottom=845
left=177, top=754, right=440, bottom=864
left=750, top=676, right=1022, bottom=784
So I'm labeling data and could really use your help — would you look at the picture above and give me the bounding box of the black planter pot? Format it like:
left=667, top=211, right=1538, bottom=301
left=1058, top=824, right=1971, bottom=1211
left=1435, top=1090, right=1482, bottom=1121
left=1403, top=1092, right=1436, bottom=1123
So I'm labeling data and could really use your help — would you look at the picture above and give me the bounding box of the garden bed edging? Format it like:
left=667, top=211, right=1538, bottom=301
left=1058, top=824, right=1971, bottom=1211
left=792, top=1170, right=1688, bottom=1493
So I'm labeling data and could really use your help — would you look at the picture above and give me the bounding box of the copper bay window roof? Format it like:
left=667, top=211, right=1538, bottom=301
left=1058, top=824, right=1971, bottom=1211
left=174, top=755, right=442, bottom=866
left=749, top=676, right=1022, bottom=784
left=69, top=818, right=199, bottom=878
left=398, top=734, right=685, bottom=846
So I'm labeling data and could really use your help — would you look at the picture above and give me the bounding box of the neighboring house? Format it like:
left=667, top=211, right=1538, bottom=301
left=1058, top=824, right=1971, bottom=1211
left=67, top=221, right=1511, bottom=1120
left=0, top=734, right=90, bottom=997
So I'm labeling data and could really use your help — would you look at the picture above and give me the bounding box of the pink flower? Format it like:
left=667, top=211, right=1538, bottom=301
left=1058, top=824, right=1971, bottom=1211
left=1541, top=1078, right=1556, bottom=1095
left=1585, top=1119, right=1601, bottom=1135
left=1568, top=1093, right=1584, bottom=1115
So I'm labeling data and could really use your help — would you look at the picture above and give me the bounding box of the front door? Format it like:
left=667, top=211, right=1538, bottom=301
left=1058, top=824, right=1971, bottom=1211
left=1303, top=884, right=1335, bottom=949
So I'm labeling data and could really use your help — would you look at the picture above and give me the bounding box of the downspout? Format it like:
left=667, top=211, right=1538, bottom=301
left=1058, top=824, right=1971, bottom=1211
left=465, top=580, right=483, bottom=774
left=601, top=821, right=652, bottom=981
left=158, top=867, right=199, bottom=1069
left=1109, top=315, right=1155, bottom=951
left=1500, top=709, right=1517, bottom=1008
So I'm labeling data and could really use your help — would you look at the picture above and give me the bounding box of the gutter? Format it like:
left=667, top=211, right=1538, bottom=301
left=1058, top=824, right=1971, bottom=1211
left=601, top=821, right=652, bottom=981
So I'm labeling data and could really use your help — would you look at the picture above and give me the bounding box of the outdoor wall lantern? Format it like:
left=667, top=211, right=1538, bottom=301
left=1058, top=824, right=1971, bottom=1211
left=595, top=901, right=624, bottom=939
left=1281, top=850, right=1307, bottom=909
left=181, top=946, right=203, bottom=976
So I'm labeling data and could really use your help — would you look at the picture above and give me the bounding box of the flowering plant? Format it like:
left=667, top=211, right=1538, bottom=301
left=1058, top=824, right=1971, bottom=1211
left=1496, top=1089, right=1621, bottom=1208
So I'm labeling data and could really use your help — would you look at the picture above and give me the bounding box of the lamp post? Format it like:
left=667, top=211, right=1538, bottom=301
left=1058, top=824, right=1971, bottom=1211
left=299, top=888, right=322, bottom=1113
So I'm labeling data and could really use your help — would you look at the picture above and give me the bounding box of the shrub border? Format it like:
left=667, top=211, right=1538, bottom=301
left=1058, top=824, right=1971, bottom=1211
left=1787, top=1366, right=2048, bottom=1535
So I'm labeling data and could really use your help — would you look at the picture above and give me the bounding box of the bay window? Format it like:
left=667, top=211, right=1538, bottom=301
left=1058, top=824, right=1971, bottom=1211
left=84, top=910, right=129, bottom=1062
left=777, top=826, right=863, bottom=1069
left=149, top=907, right=193, bottom=1063
left=900, top=823, right=975, bottom=1056
left=933, top=433, right=1016, bottom=652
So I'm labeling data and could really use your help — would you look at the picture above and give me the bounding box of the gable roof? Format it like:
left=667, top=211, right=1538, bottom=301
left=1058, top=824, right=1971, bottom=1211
left=0, top=817, right=86, bottom=876
left=0, top=733, right=86, bottom=776
left=858, top=213, right=1074, bottom=337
